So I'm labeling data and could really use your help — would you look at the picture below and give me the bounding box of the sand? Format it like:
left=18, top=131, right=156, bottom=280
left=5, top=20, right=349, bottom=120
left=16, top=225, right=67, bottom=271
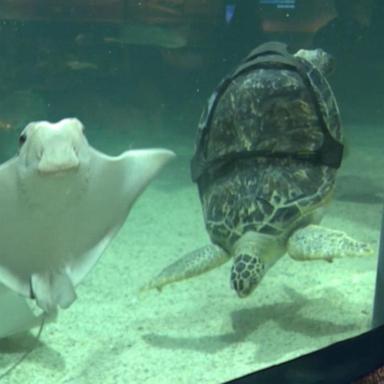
left=0, top=117, right=382, bottom=384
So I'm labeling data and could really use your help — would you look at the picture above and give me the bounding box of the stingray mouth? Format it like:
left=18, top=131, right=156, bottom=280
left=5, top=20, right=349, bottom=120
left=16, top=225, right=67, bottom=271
left=38, top=161, right=80, bottom=175
left=37, top=148, right=81, bottom=175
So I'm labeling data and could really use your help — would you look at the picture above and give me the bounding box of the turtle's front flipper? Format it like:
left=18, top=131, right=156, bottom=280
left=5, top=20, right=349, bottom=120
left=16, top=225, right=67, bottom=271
left=287, top=224, right=374, bottom=262
left=140, top=244, right=230, bottom=292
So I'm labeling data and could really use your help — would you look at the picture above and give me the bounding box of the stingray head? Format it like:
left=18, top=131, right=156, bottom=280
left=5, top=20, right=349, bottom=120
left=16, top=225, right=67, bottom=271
left=18, top=118, right=88, bottom=175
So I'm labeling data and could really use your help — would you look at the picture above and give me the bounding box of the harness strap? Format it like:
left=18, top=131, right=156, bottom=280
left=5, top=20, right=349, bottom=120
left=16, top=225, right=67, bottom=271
left=191, top=42, right=343, bottom=182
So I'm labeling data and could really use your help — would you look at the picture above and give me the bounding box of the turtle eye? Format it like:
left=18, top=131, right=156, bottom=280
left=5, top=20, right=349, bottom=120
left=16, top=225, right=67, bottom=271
left=18, top=133, right=27, bottom=146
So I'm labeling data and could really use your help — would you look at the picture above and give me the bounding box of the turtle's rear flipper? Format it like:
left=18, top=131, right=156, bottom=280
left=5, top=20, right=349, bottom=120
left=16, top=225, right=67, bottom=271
left=140, top=244, right=230, bottom=293
left=287, top=224, right=374, bottom=262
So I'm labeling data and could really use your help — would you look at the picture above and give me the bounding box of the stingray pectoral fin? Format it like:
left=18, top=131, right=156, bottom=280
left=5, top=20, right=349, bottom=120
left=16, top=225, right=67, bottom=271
left=69, top=234, right=114, bottom=288
left=121, top=148, right=175, bottom=199
left=31, top=269, right=76, bottom=312
left=287, top=224, right=374, bottom=262
left=94, top=147, right=175, bottom=203
left=140, top=244, right=230, bottom=292
left=0, top=284, right=43, bottom=338
left=0, top=264, right=31, bottom=299
left=65, top=148, right=175, bottom=290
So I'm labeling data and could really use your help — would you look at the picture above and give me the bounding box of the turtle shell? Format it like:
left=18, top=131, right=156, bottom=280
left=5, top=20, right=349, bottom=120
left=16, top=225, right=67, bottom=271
left=195, top=57, right=342, bottom=252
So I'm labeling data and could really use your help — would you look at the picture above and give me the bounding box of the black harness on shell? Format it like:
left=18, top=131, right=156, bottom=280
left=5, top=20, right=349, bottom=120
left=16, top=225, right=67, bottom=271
left=191, top=42, right=344, bottom=183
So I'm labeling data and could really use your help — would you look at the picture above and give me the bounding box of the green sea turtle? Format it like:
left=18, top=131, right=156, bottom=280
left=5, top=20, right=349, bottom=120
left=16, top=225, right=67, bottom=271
left=142, top=42, right=373, bottom=298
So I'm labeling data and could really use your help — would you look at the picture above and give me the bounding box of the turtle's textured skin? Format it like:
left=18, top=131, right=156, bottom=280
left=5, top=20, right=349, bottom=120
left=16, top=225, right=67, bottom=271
left=142, top=47, right=372, bottom=298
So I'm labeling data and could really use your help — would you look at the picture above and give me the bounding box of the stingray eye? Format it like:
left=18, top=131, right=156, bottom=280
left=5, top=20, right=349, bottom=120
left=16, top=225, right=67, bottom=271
left=18, top=133, right=27, bottom=146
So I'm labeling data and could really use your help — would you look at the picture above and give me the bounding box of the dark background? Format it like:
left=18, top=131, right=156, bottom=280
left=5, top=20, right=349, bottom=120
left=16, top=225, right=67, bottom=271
left=0, top=0, right=382, bottom=159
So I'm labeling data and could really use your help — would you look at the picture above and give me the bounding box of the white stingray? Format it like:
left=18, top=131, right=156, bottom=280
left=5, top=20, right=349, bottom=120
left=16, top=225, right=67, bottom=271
left=0, top=117, right=174, bottom=337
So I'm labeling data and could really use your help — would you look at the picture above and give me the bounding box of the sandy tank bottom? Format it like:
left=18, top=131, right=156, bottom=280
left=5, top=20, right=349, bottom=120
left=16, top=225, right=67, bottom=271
left=0, top=122, right=382, bottom=384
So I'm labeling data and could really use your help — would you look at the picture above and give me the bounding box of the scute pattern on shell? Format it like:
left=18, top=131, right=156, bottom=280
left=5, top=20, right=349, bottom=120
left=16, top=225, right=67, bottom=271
left=206, top=69, right=325, bottom=161
left=200, top=158, right=335, bottom=251
left=198, top=60, right=341, bottom=252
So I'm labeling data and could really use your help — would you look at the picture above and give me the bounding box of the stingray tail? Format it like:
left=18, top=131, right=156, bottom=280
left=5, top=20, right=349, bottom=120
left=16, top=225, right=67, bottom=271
left=0, top=315, right=46, bottom=381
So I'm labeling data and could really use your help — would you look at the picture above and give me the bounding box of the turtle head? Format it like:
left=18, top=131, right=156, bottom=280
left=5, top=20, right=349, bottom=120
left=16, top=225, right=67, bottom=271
left=295, top=48, right=335, bottom=75
left=231, top=253, right=265, bottom=297
left=230, top=232, right=283, bottom=297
